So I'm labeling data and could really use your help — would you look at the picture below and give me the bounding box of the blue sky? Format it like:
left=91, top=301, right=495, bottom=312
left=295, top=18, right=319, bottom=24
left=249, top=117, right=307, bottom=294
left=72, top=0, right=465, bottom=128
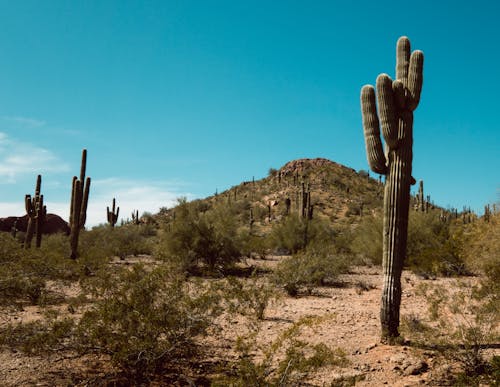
left=0, top=0, right=498, bottom=226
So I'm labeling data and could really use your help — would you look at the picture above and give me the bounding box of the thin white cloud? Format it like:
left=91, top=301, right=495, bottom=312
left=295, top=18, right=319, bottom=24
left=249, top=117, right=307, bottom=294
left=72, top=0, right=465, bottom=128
left=1, top=116, right=46, bottom=128
left=0, top=132, right=69, bottom=182
left=85, top=177, right=191, bottom=226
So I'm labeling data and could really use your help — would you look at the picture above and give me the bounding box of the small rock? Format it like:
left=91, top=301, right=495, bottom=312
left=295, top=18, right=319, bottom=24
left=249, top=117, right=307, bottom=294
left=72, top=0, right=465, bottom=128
left=404, top=360, right=429, bottom=376
left=365, top=343, right=377, bottom=352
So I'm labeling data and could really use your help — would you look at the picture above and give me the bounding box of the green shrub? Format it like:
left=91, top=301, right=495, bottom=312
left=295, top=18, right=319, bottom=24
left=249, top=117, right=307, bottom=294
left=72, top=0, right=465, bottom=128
left=213, top=315, right=348, bottom=386
left=80, top=223, right=156, bottom=261
left=76, top=264, right=222, bottom=381
left=223, top=273, right=278, bottom=320
left=0, top=233, right=84, bottom=306
left=350, top=213, right=383, bottom=265
left=273, top=245, right=350, bottom=296
left=414, top=280, right=499, bottom=382
left=269, top=215, right=332, bottom=254
left=350, top=210, right=467, bottom=276
left=155, top=198, right=241, bottom=273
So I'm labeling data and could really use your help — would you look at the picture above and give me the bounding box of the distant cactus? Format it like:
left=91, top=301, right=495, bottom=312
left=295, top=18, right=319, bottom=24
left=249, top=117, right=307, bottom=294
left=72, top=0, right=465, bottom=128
left=417, top=180, right=425, bottom=212
left=249, top=208, right=254, bottom=234
left=107, top=198, right=119, bottom=227
left=24, top=174, right=46, bottom=248
left=484, top=204, right=491, bottom=222
left=132, top=209, right=140, bottom=225
left=69, top=149, right=91, bottom=259
left=361, top=36, right=424, bottom=341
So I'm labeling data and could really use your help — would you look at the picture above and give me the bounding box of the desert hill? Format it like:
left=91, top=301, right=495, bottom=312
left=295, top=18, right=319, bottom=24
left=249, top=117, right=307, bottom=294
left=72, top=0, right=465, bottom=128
left=176, top=158, right=385, bottom=229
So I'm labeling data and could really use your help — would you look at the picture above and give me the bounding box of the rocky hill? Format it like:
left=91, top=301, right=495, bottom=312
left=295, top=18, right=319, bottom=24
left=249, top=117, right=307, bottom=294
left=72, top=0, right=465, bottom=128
left=198, top=157, right=384, bottom=228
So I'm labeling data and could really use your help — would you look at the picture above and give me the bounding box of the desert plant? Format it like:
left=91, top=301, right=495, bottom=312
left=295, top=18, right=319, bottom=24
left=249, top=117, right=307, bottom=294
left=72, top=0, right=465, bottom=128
left=155, top=198, right=241, bottom=273
left=269, top=214, right=331, bottom=254
left=69, top=149, right=91, bottom=259
left=106, top=197, right=119, bottom=227
left=213, top=315, right=348, bottom=386
left=76, top=264, right=222, bottom=381
left=360, top=36, right=424, bottom=341
left=273, top=245, right=350, bottom=296
left=414, top=281, right=499, bottom=382
left=24, top=174, right=47, bottom=248
left=350, top=212, right=383, bottom=265
left=224, top=273, right=278, bottom=321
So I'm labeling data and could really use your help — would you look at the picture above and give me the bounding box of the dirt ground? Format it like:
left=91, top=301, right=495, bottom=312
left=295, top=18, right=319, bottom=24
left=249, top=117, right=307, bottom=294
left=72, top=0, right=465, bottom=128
left=0, top=256, right=497, bottom=386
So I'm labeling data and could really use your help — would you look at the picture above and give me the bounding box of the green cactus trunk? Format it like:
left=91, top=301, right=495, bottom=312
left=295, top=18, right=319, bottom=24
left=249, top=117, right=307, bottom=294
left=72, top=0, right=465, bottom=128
left=107, top=198, right=119, bottom=227
left=69, top=149, right=91, bottom=259
left=24, top=174, right=42, bottom=249
left=361, top=36, right=423, bottom=341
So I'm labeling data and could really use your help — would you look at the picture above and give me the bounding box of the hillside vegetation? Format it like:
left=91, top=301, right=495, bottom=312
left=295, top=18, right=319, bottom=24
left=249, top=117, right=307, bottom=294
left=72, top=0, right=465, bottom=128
left=0, top=158, right=498, bottom=386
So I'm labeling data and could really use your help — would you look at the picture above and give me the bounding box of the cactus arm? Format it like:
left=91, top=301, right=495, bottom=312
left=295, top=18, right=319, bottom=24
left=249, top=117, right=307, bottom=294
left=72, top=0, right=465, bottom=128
left=25, top=194, right=33, bottom=215
left=80, top=177, right=91, bottom=227
left=407, top=50, right=424, bottom=110
left=361, top=85, right=388, bottom=174
left=396, top=36, right=411, bottom=87
left=69, top=176, right=77, bottom=228
left=392, top=80, right=405, bottom=110
left=79, top=149, right=87, bottom=183
left=376, top=74, right=399, bottom=150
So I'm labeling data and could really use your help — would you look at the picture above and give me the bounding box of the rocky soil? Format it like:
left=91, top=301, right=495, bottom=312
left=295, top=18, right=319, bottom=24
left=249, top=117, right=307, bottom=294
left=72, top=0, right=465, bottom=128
left=0, top=256, right=497, bottom=386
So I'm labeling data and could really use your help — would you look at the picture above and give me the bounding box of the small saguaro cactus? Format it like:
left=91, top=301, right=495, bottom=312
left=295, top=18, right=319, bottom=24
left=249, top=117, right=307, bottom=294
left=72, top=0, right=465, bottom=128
left=24, top=174, right=46, bottom=248
left=361, top=36, right=424, bottom=341
left=69, top=149, right=91, bottom=259
left=107, top=198, right=120, bottom=227
left=131, top=209, right=140, bottom=225
left=417, top=180, right=425, bottom=212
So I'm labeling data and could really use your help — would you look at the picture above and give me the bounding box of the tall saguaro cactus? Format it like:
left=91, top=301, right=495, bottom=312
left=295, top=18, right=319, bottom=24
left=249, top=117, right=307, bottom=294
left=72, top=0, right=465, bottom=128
left=360, top=36, right=424, bottom=341
left=69, top=149, right=91, bottom=259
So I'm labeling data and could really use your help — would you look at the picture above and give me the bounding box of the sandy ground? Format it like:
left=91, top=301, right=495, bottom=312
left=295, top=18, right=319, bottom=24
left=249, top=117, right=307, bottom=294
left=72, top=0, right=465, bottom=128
left=0, top=256, right=497, bottom=386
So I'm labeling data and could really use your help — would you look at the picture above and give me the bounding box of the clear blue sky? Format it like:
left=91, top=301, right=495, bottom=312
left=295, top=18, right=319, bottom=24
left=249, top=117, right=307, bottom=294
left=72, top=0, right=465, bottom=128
left=0, top=0, right=498, bottom=226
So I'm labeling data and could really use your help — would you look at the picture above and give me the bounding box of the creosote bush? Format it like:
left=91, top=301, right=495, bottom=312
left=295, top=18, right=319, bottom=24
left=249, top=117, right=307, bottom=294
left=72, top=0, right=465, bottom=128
left=350, top=210, right=467, bottom=276
left=407, top=279, right=499, bottom=384
left=213, top=315, right=348, bottom=386
left=223, top=273, right=278, bottom=321
left=76, top=264, right=222, bottom=380
left=155, top=198, right=241, bottom=273
left=273, top=245, right=350, bottom=296
left=0, top=263, right=224, bottom=382
left=269, top=214, right=332, bottom=255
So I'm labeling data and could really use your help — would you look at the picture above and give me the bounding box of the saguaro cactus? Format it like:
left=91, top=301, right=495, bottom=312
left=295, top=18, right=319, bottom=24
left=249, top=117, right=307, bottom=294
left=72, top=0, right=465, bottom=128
left=25, top=174, right=46, bottom=248
left=107, top=198, right=119, bottom=227
left=131, top=209, right=140, bottom=225
left=361, top=36, right=424, bottom=341
left=69, top=149, right=91, bottom=259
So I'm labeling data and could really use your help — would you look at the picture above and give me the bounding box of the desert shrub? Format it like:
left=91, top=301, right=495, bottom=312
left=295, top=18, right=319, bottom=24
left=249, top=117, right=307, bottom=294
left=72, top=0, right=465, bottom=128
left=0, top=233, right=83, bottom=306
left=273, top=245, right=350, bottom=296
left=240, top=233, right=270, bottom=259
left=0, top=311, right=75, bottom=354
left=213, top=315, right=348, bottom=386
left=413, top=280, right=499, bottom=382
left=462, top=208, right=500, bottom=279
left=269, top=214, right=332, bottom=254
left=76, top=264, right=222, bottom=381
left=223, top=273, right=278, bottom=321
left=350, top=210, right=467, bottom=275
left=0, top=263, right=223, bottom=382
left=80, top=223, right=156, bottom=260
left=350, top=213, right=383, bottom=265
left=406, top=211, right=466, bottom=276
left=155, top=198, right=241, bottom=273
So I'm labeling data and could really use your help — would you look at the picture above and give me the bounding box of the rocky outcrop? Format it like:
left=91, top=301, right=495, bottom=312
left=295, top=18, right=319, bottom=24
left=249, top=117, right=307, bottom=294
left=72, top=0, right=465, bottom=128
left=0, top=214, right=70, bottom=235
